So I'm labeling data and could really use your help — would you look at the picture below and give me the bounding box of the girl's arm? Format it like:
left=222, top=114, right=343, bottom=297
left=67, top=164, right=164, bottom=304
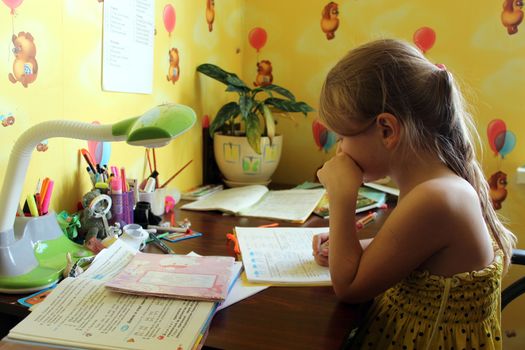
left=318, top=154, right=453, bottom=304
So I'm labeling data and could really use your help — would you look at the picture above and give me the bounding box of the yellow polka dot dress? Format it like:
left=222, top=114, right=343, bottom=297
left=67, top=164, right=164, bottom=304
left=350, top=249, right=504, bottom=349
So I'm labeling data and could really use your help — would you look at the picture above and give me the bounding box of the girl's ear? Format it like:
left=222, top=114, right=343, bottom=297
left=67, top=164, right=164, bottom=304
left=376, top=113, right=400, bottom=149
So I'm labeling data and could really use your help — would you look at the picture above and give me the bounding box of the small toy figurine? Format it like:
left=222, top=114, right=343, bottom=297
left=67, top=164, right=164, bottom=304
left=78, top=189, right=112, bottom=241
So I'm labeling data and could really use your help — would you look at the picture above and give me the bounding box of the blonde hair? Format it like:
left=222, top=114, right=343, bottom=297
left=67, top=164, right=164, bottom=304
left=320, top=38, right=516, bottom=270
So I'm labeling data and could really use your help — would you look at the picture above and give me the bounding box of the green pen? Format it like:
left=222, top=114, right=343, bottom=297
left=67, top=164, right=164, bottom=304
left=145, top=232, right=170, bottom=243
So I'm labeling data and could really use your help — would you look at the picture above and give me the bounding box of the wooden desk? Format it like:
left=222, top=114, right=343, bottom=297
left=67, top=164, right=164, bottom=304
left=0, top=204, right=392, bottom=350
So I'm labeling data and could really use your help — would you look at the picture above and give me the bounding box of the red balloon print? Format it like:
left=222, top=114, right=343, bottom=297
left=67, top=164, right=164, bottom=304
left=163, top=4, right=176, bottom=36
left=2, top=0, right=23, bottom=14
left=413, top=27, right=436, bottom=53
left=248, top=27, right=267, bottom=52
left=487, top=119, right=507, bottom=155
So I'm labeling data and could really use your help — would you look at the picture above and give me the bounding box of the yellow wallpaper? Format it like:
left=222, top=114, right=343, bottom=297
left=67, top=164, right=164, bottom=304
left=0, top=1, right=523, bottom=236
left=0, top=0, right=243, bottom=213
left=241, top=1, right=524, bottom=232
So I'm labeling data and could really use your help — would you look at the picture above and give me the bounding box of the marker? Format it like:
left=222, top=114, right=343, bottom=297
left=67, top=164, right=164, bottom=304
left=26, top=194, right=39, bottom=217
left=356, top=212, right=377, bottom=230
left=40, top=180, right=54, bottom=215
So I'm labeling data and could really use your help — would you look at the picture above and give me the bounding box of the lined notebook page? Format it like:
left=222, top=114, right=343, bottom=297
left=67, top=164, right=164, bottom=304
left=235, top=226, right=331, bottom=286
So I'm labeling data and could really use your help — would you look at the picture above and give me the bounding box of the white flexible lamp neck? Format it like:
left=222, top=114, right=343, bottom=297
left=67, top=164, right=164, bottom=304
left=0, top=121, right=125, bottom=233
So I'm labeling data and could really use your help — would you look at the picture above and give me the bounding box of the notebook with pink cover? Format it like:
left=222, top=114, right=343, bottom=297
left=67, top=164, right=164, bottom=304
left=105, top=253, right=235, bottom=302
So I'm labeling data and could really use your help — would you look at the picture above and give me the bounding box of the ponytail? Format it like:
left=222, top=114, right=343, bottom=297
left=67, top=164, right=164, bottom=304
left=434, top=71, right=516, bottom=271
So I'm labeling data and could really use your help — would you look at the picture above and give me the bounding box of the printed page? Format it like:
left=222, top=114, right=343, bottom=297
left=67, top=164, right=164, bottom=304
left=8, top=277, right=215, bottom=350
left=181, top=185, right=268, bottom=214
left=235, top=227, right=331, bottom=285
left=239, top=188, right=325, bottom=223
left=102, top=0, right=154, bottom=94
left=80, top=239, right=136, bottom=282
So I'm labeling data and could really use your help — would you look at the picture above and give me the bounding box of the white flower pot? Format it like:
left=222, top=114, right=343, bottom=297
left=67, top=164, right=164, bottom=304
left=213, top=133, right=282, bottom=186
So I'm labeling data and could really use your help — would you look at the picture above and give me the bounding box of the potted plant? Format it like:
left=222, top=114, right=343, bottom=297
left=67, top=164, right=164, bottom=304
left=196, top=63, right=314, bottom=186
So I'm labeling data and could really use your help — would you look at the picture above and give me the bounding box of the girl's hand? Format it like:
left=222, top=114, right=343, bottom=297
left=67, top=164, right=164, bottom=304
left=312, top=232, right=329, bottom=267
left=317, top=152, right=363, bottom=198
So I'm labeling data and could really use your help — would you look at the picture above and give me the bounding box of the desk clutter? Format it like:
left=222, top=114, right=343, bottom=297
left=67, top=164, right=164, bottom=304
left=5, top=144, right=395, bottom=350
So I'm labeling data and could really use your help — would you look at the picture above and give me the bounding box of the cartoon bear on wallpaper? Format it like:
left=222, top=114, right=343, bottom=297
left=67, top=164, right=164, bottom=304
left=254, top=60, right=273, bottom=87
left=488, top=171, right=508, bottom=210
left=501, top=0, right=524, bottom=34
left=206, top=0, right=215, bottom=32
left=8, top=32, right=38, bottom=88
left=321, top=2, right=339, bottom=40
left=166, top=48, right=180, bottom=84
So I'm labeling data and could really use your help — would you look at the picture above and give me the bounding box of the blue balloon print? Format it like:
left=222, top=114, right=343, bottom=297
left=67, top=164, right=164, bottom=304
left=499, top=130, right=516, bottom=158
left=323, top=131, right=337, bottom=152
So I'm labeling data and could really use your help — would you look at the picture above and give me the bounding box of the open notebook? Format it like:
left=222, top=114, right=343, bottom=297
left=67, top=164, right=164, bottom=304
left=181, top=185, right=325, bottom=223
left=234, top=226, right=331, bottom=286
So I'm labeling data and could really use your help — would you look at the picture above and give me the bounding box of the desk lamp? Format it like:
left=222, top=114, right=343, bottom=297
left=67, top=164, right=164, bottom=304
left=0, top=103, right=196, bottom=293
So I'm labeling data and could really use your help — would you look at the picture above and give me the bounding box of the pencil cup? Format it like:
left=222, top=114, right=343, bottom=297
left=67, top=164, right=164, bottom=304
left=138, top=188, right=180, bottom=216
left=110, top=191, right=135, bottom=227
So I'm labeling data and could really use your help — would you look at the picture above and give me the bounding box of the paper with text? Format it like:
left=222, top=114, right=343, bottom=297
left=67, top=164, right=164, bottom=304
left=235, top=226, right=331, bottom=285
left=8, top=277, right=215, bottom=350
left=102, top=0, right=154, bottom=94
left=239, top=189, right=325, bottom=222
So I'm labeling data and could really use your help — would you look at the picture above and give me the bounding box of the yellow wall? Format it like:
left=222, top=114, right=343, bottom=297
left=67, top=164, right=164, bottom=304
left=241, top=0, right=525, bottom=243
left=0, top=0, right=243, bottom=213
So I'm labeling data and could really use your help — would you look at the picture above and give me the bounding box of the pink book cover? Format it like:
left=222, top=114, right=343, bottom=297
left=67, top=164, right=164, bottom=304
left=105, top=253, right=235, bottom=302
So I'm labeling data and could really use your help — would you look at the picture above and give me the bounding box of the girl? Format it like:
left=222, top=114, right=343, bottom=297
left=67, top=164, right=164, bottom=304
left=313, top=39, right=516, bottom=349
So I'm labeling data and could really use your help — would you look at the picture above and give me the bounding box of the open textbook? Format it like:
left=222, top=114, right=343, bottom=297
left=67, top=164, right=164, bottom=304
left=181, top=185, right=325, bottom=223
left=234, top=226, right=332, bottom=286
left=6, top=240, right=217, bottom=350
left=313, top=186, right=388, bottom=218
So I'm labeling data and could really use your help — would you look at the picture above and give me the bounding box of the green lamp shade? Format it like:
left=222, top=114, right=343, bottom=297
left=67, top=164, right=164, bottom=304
left=112, top=104, right=196, bottom=147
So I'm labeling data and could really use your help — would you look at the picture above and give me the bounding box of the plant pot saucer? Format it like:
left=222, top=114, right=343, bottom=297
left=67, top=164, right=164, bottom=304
left=223, top=178, right=271, bottom=188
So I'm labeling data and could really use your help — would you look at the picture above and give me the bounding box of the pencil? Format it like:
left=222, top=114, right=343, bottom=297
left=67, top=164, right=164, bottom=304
left=355, top=212, right=377, bottom=230
left=146, top=149, right=153, bottom=173
left=160, top=159, right=193, bottom=188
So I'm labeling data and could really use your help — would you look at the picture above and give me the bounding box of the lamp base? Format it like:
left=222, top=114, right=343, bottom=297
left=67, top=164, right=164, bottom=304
left=0, top=214, right=92, bottom=294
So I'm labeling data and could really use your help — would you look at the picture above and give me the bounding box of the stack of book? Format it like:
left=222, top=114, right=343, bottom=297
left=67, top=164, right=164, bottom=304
left=6, top=240, right=242, bottom=350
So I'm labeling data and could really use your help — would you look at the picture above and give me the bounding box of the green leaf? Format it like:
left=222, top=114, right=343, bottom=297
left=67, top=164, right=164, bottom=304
left=196, top=64, right=230, bottom=85
left=262, top=104, right=275, bottom=142
left=210, top=102, right=240, bottom=136
left=261, top=84, right=296, bottom=101
left=239, top=94, right=254, bottom=120
left=196, top=63, right=249, bottom=91
left=264, top=98, right=315, bottom=116
left=245, top=112, right=262, bottom=154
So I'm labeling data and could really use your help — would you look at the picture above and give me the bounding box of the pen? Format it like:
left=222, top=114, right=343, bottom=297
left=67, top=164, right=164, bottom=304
left=148, top=232, right=175, bottom=254
left=145, top=232, right=170, bottom=243
left=355, top=212, right=377, bottom=230
left=80, top=149, right=97, bottom=174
